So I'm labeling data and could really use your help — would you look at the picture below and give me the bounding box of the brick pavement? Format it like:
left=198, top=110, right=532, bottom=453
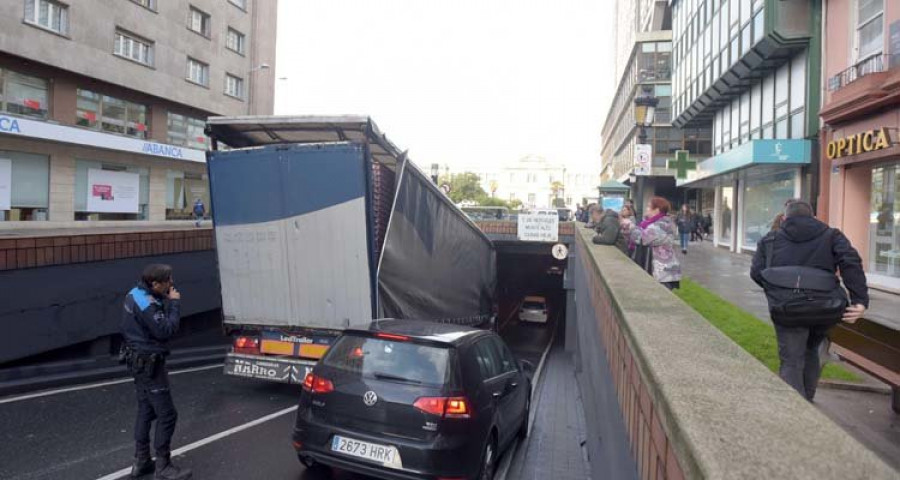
left=509, top=348, right=592, bottom=480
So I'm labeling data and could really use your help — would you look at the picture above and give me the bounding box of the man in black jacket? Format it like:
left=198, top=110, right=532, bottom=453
left=121, top=264, right=192, bottom=479
left=750, top=200, right=868, bottom=401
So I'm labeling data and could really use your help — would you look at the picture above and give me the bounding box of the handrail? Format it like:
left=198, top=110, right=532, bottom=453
left=828, top=53, right=900, bottom=92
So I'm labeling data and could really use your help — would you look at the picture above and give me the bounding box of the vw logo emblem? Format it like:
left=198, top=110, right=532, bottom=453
left=363, top=391, right=378, bottom=407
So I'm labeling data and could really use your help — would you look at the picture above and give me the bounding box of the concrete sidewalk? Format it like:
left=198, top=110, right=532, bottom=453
left=508, top=348, right=592, bottom=480
left=679, top=239, right=900, bottom=471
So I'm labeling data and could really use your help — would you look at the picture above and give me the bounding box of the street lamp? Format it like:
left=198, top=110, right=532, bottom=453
left=430, top=163, right=440, bottom=185
left=633, top=86, right=658, bottom=220
left=247, top=63, right=271, bottom=115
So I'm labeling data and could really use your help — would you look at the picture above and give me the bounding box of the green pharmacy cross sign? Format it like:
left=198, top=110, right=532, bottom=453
left=668, top=150, right=696, bottom=179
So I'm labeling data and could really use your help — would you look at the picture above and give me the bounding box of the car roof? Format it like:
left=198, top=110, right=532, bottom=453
left=344, top=319, right=490, bottom=347
left=524, top=296, right=546, bottom=302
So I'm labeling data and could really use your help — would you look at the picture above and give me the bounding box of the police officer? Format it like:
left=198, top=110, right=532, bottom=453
left=121, top=264, right=192, bottom=479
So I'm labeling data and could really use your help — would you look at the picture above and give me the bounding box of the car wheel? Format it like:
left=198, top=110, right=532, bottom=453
left=477, top=434, right=497, bottom=480
left=518, top=393, right=531, bottom=439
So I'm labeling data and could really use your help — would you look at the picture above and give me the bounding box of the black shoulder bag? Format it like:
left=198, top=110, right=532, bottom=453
left=760, top=231, right=848, bottom=327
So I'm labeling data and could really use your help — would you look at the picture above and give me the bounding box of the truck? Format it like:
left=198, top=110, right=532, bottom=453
left=205, top=116, right=497, bottom=384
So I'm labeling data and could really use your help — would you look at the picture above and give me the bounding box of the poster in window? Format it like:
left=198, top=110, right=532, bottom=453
left=86, top=168, right=140, bottom=213
left=0, top=158, right=11, bottom=211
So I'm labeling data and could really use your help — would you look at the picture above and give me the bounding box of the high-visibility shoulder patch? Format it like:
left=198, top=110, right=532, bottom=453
left=128, top=287, right=155, bottom=311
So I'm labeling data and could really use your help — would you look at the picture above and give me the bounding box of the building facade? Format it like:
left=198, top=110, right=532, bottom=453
left=601, top=0, right=712, bottom=218
left=672, top=0, right=821, bottom=253
left=478, top=155, right=599, bottom=211
left=0, top=0, right=277, bottom=225
left=819, top=0, right=899, bottom=291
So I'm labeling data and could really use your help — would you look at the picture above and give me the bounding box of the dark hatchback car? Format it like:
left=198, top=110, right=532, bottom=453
left=292, top=320, right=532, bottom=480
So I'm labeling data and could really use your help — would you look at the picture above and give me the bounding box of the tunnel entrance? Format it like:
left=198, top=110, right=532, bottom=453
left=494, top=241, right=569, bottom=366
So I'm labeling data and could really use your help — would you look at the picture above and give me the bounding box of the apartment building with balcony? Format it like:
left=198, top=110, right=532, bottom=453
left=819, top=0, right=900, bottom=291
left=0, top=0, right=277, bottom=225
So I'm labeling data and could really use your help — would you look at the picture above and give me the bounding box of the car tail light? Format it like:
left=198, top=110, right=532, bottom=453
left=302, top=373, right=334, bottom=394
left=233, top=336, right=260, bottom=354
left=376, top=332, right=410, bottom=341
left=413, top=396, right=471, bottom=419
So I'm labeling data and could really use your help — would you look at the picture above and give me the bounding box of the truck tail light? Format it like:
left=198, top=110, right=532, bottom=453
left=413, top=396, right=471, bottom=419
left=302, top=373, right=334, bottom=394
left=233, top=336, right=260, bottom=354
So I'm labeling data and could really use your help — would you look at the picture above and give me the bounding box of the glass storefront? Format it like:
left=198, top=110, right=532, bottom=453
left=165, top=170, right=210, bottom=220
left=718, top=186, right=734, bottom=246
left=74, top=159, right=150, bottom=220
left=741, top=170, right=795, bottom=249
left=870, top=163, right=899, bottom=283
left=0, top=151, right=50, bottom=221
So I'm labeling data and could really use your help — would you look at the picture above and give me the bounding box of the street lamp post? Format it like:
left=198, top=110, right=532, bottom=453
left=633, top=87, right=658, bottom=220
left=247, top=63, right=270, bottom=115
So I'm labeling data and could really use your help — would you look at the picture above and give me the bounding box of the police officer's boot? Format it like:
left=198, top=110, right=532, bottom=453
left=154, top=456, right=192, bottom=480
left=130, top=455, right=154, bottom=478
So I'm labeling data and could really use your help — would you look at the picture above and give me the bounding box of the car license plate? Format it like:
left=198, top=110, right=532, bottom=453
left=331, top=435, right=403, bottom=469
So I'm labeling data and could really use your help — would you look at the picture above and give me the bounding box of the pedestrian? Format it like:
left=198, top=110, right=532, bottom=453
left=192, top=198, right=205, bottom=227
left=585, top=204, right=602, bottom=229
left=575, top=206, right=584, bottom=224
left=704, top=213, right=713, bottom=238
left=676, top=204, right=694, bottom=254
left=750, top=200, right=868, bottom=401
left=592, top=209, right=628, bottom=254
left=121, top=264, right=192, bottom=480
left=619, top=204, right=637, bottom=255
left=770, top=212, right=785, bottom=232
left=624, top=196, right=682, bottom=290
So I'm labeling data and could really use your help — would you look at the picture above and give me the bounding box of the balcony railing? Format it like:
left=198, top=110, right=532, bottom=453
left=828, top=53, right=900, bottom=92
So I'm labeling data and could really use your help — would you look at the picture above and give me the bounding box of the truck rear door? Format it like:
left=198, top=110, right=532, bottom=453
left=208, top=142, right=374, bottom=330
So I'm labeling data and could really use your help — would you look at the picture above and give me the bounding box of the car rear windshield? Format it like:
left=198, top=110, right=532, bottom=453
left=323, top=335, right=451, bottom=386
left=523, top=302, right=545, bottom=310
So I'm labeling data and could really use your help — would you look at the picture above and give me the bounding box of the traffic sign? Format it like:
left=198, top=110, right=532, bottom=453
left=552, top=243, right=568, bottom=260
left=634, top=144, right=652, bottom=176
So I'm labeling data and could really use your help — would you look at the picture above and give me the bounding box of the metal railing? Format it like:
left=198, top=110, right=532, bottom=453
left=828, top=53, right=900, bottom=92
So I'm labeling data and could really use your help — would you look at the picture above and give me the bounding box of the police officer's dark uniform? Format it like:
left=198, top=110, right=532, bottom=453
left=121, top=266, right=192, bottom=479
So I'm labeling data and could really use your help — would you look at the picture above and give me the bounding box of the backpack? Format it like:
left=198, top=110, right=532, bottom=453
left=760, top=230, right=848, bottom=327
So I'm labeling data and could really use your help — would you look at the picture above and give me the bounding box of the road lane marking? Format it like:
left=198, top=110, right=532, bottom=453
left=95, top=405, right=299, bottom=480
left=0, top=364, right=223, bottom=405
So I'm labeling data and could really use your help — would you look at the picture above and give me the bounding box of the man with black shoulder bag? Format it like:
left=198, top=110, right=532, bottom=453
left=750, top=200, right=868, bottom=401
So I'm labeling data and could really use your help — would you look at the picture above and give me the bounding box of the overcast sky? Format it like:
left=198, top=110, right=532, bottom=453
left=274, top=0, right=615, bottom=174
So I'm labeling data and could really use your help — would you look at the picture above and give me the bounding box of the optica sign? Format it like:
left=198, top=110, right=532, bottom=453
left=826, top=128, right=892, bottom=159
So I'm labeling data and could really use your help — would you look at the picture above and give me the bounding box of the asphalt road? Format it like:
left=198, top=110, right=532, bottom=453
left=0, top=311, right=558, bottom=480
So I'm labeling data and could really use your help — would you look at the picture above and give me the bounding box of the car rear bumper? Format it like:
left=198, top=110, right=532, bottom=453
left=294, top=414, right=478, bottom=479
left=223, top=352, right=315, bottom=384
left=519, top=311, right=548, bottom=323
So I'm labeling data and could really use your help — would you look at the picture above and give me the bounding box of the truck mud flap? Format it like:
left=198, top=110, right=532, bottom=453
left=223, top=353, right=315, bottom=384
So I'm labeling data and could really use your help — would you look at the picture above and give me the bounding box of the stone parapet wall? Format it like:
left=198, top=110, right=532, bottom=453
left=572, top=226, right=896, bottom=479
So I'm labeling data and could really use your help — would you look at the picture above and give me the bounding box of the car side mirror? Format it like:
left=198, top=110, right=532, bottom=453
left=519, top=360, right=535, bottom=373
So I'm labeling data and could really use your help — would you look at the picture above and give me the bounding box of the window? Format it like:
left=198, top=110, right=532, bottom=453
left=186, top=58, right=209, bottom=86
left=0, top=69, right=49, bottom=118
left=491, top=337, right=519, bottom=373
left=130, top=0, right=156, bottom=10
left=76, top=90, right=148, bottom=139
left=166, top=170, right=209, bottom=220
left=473, top=339, right=503, bottom=380
left=856, top=0, right=884, bottom=59
left=188, top=7, right=211, bottom=37
left=114, top=31, right=154, bottom=66
left=226, top=28, right=246, bottom=54
left=24, top=0, right=68, bottom=35
left=0, top=151, right=50, bottom=222
left=167, top=112, right=208, bottom=149
left=224, top=74, right=243, bottom=99
left=74, top=160, right=150, bottom=220
left=322, top=335, right=451, bottom=387
left=228, top=0, right=246, bottom=9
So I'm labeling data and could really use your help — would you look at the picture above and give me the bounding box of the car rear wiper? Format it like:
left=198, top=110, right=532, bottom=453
left=372, top=371, right=422, bottom=384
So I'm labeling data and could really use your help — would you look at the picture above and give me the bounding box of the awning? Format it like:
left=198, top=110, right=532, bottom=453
left=205, top=115, right=404, bottom=169
left=678, top=139, right=812, bottom=188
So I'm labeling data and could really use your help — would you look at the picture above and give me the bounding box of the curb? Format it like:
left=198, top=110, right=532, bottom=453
left=0, top=347, right=226, bottom=398
left=819, top=379, right=892, bottom=395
